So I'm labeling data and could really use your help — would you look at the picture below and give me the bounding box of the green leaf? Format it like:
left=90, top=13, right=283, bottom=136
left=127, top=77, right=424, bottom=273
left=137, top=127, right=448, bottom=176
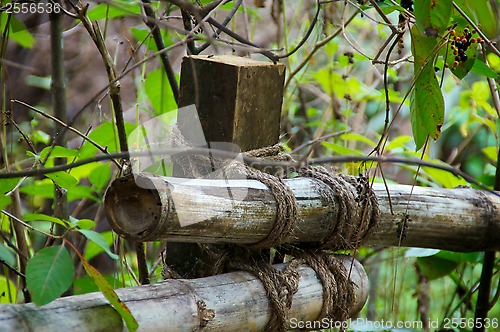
left=0, top=178, right=21, bottom=194
left=417, top=255, right=458, bottom=280
left=0, top=275, right=17, bottom=304
left=339, top=133, right=377, bottom=147
left=130, top=28, right=174, bottom=52
left=26, top=245, right=75, bottom=306
left=482, top=146, right=497, bottom=162
left=39, top=146, right=79, bottom=160
left=45, top=171, right=79, bottom=188
left=23, top=213, right=69, bottom=228
left=145, top=69, right=178, bottom=115
left=79, top=229, right=119, bottom=260
left=79, top=254, right=138, bottom=331
left=85, top=231, right=114, bottom=261
left=423, top=165, right=467, bottom=188
left=0, top=242, right=17, bottom=268
left=410, top=26, right=445, bottom=150
left=19, top=181, right=55, bottom=199
left=73, top=275, right=117, bottom=295
left=87, top=1, right=142, bottom=20
left=0, top=195, right=11, bottom=210
left=453, top=0, right=499, bottom=38
left=79, top=122, right=137, bottom=159
left=76, top=218, right=96, bottom=230
left=414, top=0, right=452, bottom=36
left=471, top=59, right=499, bottom=78
left=321, top=142, right=364, bottom=156
left=436, top=251, right=480, bottom=263
left=67, top=185, right=99, bottom=202
left=8, top=17, right=35, bottom=48
left=89, top=163, right=111, bottom=191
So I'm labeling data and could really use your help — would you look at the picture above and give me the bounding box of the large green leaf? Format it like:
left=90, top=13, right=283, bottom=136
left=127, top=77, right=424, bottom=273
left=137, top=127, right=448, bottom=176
left=79, top=122, right=137, bottom=159
left=26, top=245, right=74, bottom=306
left=410, top=26, right=445, bottom=150
left=78, top=252, right=138, bottom=331
left=88, top=163, right=111, bottom=192
left=145, top=68, right=178, bottom=115
left=453, top=0, right=499, bottom=38
left=417, top=255, right=458, bottom=280
left=414, top=0, right=452, bottom=36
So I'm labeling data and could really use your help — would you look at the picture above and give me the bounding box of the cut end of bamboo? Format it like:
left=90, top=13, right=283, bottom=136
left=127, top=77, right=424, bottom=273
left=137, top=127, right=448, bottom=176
left=104, top=174, right=164, bottom=240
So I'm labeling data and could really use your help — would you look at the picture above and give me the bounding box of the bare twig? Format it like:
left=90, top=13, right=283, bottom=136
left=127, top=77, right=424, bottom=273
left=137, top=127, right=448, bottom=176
left=0, top=148, right=496, bottom=196
left=13, top=100, right=121, bottom=168
left=284, top=10, right=359, bottom=90
left=141, top=0, right=179, bottom=103
left=50, top=7, right=69, bottom=237
left=75, top=5, right=129, bottom=165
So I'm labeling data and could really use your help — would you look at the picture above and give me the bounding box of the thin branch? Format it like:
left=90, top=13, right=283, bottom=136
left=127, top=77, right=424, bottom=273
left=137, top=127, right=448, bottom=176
left=276, top=0, right=321, bottom=60
left=193, top=0, right=243, bottom=54
left=13, top=100, right=121, bottom=168
left=0, top=148, right=496, bottom=196
left=291, top=130, right=349, bottom=154
left=0, top=210, right=60, bottom=238
left=49, top=2, right=69, bottom=245
left=141, top=0, right=179, bottom=103
left=284, top=10, right=359, bottom=90
left=75, top=5, right=129, bottom=166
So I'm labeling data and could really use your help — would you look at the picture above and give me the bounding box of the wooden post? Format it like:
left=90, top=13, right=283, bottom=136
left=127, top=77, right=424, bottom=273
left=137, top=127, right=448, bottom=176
left=177, top=55, right=285, bottom=151
left=166, top=55, right=286, bottom=277
left=0, top=258, right=368, bottom=331
left=105, top=175, right=500, bottom=252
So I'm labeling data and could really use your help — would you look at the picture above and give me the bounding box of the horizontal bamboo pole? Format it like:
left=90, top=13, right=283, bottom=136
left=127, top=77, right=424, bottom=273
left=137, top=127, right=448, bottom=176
left=105, top=174, right=500, bottom=252
left=0, top=257, right=368, bottom=332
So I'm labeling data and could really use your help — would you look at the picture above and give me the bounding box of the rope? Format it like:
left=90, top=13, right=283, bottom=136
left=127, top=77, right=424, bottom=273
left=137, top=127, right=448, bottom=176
left=158, top=128, right=378, bottom=331
left=298, top=166, right=379, bottom=250
left=230, top=252, right=354, bottom=332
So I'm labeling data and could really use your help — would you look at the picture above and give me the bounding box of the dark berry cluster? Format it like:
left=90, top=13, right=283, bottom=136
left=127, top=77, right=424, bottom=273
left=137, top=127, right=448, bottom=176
left=400, top=0, right=414, bottom=12
left=354, top=173, right=369, bottom=204
left=397, top=0, right=414, bottom=53
left=449, top=26, right=481, bottom=69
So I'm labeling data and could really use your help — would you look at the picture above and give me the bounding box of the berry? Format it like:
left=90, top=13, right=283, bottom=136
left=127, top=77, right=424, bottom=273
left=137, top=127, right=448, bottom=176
left=460, top=53, right=468, bottom=62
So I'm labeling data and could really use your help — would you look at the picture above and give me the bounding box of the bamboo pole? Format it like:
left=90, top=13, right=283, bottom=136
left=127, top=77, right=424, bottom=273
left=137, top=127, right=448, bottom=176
left=105, top=173, right=500, bottom=252
left=0, top=257, right=368, bottom=332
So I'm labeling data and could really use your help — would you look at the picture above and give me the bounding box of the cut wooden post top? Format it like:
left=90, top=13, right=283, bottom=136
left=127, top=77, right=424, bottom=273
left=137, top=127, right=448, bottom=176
left=182, top=54, right=287, bottom=70
left=178, top=55, right=286, bottom=152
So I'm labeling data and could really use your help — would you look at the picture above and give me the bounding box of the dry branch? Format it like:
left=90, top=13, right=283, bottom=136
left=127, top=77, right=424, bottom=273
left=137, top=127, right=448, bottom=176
left=105, top=174, right=500, bottom=252
left=0, top=258, right=368, bottom=332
